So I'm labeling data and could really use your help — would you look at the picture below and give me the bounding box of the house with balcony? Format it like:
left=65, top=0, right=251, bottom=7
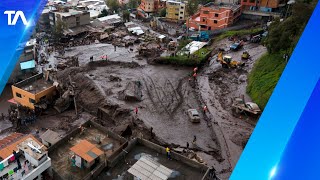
left=0, top=133, right=52, bottom=180
left=187, top=2, right=241, bottom=31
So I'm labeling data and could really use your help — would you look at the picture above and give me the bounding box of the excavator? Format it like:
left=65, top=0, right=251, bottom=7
left=217, top=52, right=245, bottom=68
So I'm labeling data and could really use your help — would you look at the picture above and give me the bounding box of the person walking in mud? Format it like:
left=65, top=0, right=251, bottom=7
left=193, top=135, right=197, bottom=144
left=209, top=166, right=217, bottom=179
left=114, top=45, right=117, bottom=52
left=166, top=147, right=172, bottom=160
left=203, top=105, right=208, bottom=114
left=134, top=107, right=138, bottom=115
left=150, top=127, right=154, bottom=139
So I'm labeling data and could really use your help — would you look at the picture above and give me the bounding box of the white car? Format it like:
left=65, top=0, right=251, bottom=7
left=187, top=109, right=200, bottom=123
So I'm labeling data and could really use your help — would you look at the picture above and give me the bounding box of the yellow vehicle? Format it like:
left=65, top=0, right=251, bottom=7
left=217, top=52, right=245, bottom=68
left=241, top=51, right=250, bottom=60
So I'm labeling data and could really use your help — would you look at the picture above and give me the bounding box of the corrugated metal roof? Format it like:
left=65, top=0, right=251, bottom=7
left=70, top=140, right=103, bottom=163
left=128, top=156, right=173, bottom=180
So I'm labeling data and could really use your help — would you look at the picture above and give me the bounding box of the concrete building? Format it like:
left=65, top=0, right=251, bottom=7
left=49, top=9, right=90, bottom=29
left=166, top=0, right=188, bottom=21
left=38, top=9, right=51, bottom=31
left=40, top=130, right=61, bottom=148
left=138, top=0, right=166, bottom=18
left=0, top=134, right=52, bottom=180
left=8, top=39, right=37, bottom=84
left=241, top=0, right=287, bottom=11
left=11, top=73, right=56, bottom=110
left=187, top=2, right=241, bottom=30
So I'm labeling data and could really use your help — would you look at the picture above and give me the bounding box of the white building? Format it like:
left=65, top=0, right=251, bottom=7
left=0, top=135, right=52, bottom=180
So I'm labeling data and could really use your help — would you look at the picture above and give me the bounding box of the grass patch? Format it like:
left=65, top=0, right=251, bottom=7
left=160, top=48, right=211, bottom=66
left=247, top=52, right=287, bottom=110
left=216, top=28, right=263, bottom=41
left=177, top=39, right=192, bottom=50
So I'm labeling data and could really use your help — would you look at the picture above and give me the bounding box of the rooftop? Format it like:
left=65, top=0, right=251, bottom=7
left=17, top=138, right=47, bottom=160
left=13, top=74, right=54, bottom=94
left=55, top=9, right=88, bottom=17
left=203, top=2, right=241, bottom=11
left=40, top=129, right=61, bottom=146
left=0, top=134, right=42, bottom=160
left=97, top=14, right=122, bottom=24
left=96, top=138, right=209, bottom=180
left=70, top=140, right=103, bottom=163
left=50, top=121, right=127, bottom=180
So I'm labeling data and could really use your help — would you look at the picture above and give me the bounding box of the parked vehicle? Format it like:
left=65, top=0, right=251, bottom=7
left=230, top=41, right=244, bottom=51
left=187, top=109, right=200, bottom=123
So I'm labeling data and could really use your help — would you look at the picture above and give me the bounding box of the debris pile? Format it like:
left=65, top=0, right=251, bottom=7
left=118, top=81, right=143, bottom=102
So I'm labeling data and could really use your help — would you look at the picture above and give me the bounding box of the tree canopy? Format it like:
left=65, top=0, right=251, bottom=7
left=106, top=0, right=120, bottom=13
left=264, top=1, right=315, bottom=53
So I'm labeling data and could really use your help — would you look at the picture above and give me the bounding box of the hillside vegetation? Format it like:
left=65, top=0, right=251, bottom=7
left=247, top=0, right=316, bottom=109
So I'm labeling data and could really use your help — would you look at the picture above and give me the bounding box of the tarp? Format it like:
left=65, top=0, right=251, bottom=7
left=20, top=60, right=36, bottom=70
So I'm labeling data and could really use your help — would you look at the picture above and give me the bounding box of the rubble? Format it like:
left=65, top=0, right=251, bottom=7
left=118, top=81, right=143, bottom=102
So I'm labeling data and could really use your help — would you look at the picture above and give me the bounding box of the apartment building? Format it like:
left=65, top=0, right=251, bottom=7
left=138, top=0, right=166, bottom=18
left=49, top=8, right=90, bottom=28
left=241, top=0, right=287, bottom=11
left=187, top=3, right=241, bottom=30
left=166, top=0, right=188, bottom=21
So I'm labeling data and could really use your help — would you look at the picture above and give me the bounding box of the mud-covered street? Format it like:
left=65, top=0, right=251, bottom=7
left=35, top=36, right=266, bottom=179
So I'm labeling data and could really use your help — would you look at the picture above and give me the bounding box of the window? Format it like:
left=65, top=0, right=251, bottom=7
left=215, top=13, right=219, bottom=17
left=16, top=93, right=22, bottom=98
left=180, top=6, right=184, bottom=9
left=249, top=0, right=255, bottom=2
left=180, top=12, right=183, bottom=14
left=203, top=11, right=209, bottom=14
left=175, top=13, right=179, bottom=16
left=29, top=98, right=36, bottom=104
left=243, top=0, right=247, bottom=2
left=203, top=18, right=206, bottom=22
left=214, top=20, right=217, bottom=24
left=180, top=17, right=183, bottom=19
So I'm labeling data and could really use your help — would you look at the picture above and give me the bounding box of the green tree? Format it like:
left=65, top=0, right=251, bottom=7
left=186, top=0, right=199, bottom=16
left=98, top=9, right=109, bottom=18
left=52, top=19, right=67, bottom=42
left=264, top=2, right=314, bottom=53
left=122, top=10, right=130, bottom=22
left=106, top=0, right=120, bottom=13
left=159, top=8, right=166, bottom=17
left=128, top=0, right=140, bottom=9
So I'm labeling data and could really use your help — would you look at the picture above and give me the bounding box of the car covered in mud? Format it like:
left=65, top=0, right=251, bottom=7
left=187, top=109, right=200, bottom=123
left=232, top=97, right=261, bottom=115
